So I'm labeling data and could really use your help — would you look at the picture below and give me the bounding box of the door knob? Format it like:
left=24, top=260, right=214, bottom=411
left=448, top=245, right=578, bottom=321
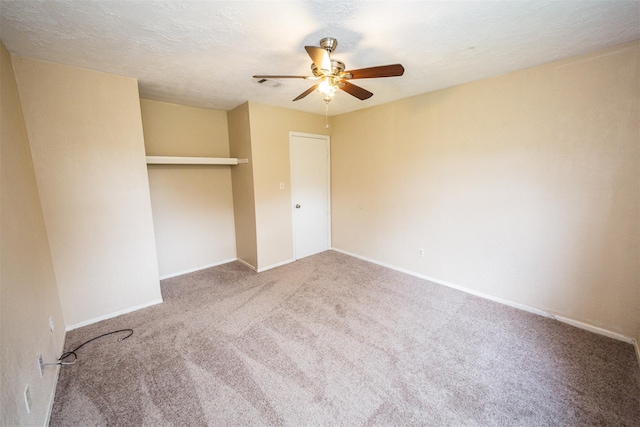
left=295, top=204, right=301, bottom=208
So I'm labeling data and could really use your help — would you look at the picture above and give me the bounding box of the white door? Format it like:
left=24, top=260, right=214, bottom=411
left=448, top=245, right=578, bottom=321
left=290, top=132, right=330, bottom=259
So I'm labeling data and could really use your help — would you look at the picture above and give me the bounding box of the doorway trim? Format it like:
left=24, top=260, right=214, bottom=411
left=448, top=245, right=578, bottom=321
left=289, top=131, right=331, bottom=260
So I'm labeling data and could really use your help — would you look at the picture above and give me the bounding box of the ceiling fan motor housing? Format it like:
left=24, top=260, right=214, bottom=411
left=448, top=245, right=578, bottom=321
left=311, top=60, right=346, bottom=78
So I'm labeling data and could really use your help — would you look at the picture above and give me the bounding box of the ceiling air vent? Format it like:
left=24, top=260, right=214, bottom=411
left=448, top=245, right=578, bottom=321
left=255, top=78, right=282, bottom=88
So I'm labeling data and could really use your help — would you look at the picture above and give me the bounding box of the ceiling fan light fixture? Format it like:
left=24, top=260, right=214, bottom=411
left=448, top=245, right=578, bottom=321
left=317, top=77, right=337, bottom=100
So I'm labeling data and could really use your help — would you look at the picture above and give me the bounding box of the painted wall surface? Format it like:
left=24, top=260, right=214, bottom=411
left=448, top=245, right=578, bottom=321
left=228, top=102, right=258, bottom=269
left=0, top=43, right=65, bottom=427
left=247, top=102, right=329, bottom=270
left=140, top=99, right=236, bottom=278
left=331, top=42, right=639, bottom=338
left=12, top=56, right=163, bottom=328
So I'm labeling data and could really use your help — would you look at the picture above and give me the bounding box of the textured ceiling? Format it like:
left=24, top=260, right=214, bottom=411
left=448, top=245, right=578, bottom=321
left=1, top=1, right=638, bottom=116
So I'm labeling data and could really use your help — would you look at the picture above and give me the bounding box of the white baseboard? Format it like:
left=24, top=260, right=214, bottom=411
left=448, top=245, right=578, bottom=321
left=331, top=248, right=553, bottom=318
left=65, top=255, right=292, bottom=333
left=635, top=340, right=640, bottom=367
left=65, top=299, right=163, bottom=331
left=331, top=247, right=635, bottom=345
left=45, top=329, right=66, bottom=427
left=159, top=258, right=237, bottom=279
left=552, top=315, right=634, bottom=344
left=45, top=366, right=60, bottom=427
left=236, top=258, right=257, bottom=271
left=257, top=258, right=295, bottom=273
left=234, top=257, right=295, bottom=273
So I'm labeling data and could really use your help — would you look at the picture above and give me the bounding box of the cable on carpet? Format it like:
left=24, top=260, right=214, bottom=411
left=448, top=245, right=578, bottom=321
left=42, top=329, right=133, bottom=367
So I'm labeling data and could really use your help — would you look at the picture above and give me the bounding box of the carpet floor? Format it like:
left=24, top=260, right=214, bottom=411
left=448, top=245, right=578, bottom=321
left=50, top=251, right=640, bottom=426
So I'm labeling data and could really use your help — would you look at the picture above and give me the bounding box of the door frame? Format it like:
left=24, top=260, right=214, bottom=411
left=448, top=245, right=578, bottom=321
left=289, top=131, right=331, bottom=260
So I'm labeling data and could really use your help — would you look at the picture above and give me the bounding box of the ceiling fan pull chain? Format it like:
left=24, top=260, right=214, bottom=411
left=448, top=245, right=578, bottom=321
left=325, top=100, right=330, bottom=128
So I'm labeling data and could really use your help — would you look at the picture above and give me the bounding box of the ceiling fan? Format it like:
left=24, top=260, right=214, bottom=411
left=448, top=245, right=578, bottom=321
left=253, top=37, right=405, bottom=104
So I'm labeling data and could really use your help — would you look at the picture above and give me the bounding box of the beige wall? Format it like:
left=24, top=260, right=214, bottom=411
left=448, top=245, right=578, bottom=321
left=12, top=56, right=163, bottom=328
left=228, top=102, right=258, bottom=269
left=141, top=99, right=236, bottom=277
left=332, top=42, right=640, bottom=339
left=1, top=43, right=65, bottom=427
left=248, top=102, right=329, bottom=270
left=227, top=101, right=328, bottom=271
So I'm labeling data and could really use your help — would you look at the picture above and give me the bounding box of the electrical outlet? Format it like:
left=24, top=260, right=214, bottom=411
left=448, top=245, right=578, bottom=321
left=418, top=248, right=425, bottom=257
left=24, top=385, right=32, bottom=413
left=38, top=354, right=44, bottom=377
left=48, top=315, right=55, bottom=332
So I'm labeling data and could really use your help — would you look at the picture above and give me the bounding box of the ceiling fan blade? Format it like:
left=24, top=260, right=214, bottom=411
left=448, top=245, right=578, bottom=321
left=340, top=81, right=373, bottom=100
left=305, top=46, right=332, bottom=72
left=293, top=84, right=319, bottom=101
left=253, top=75, right=308, bottom=79
left=345, top=64, right=405, bottom=79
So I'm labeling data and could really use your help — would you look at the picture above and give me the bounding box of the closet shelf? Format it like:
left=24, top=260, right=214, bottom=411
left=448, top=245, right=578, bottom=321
left=146, top=156, right=248, bottom=165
